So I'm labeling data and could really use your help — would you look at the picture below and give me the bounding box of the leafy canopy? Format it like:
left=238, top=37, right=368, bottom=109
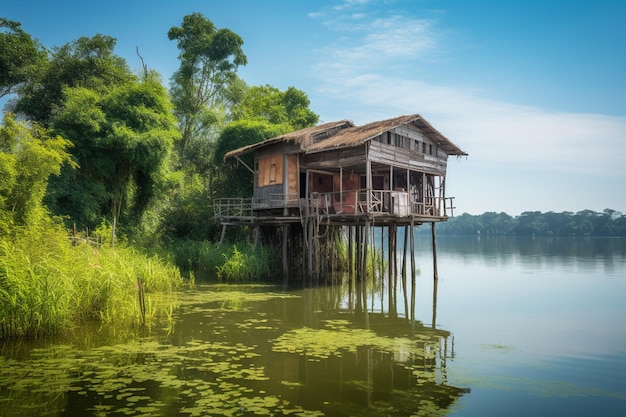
left=230, top=84, right=319, bottom=130
left=0, top=18, right=46, bottom=99
left=168, top=13, right=247, bottom=156
left=0, top=114, right=74, bottom=233
left=47, top=74, right=179, bottom=230
left=14, top=34, right=133, bottom=124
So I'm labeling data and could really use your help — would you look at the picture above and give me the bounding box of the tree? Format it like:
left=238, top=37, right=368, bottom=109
left=0, top=18, right=46, bottom=100
left=230, top=84, right=319, bottom=129
left=168, top=13, right=247, bottom=158
left=0, top=114, right=74, bottom=233
left=14, top=34, right=133, bottom=124
left=47, top=74, right=179, bottom=243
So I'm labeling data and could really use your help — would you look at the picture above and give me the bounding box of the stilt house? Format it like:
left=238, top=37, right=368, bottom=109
left=216, top=114, right=467, bottom=227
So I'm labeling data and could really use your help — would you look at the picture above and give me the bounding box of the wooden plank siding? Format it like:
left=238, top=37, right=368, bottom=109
left=304, top=147, right=366, bottom=171
left=369, top=142, right=447, bottom=176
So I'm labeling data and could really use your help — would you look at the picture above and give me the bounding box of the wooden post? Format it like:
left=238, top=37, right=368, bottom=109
left=363, top=221, right=369, bottom=281
left=410, top=219, right=416, bottom=322
left=432, top=274, right=439, bottom=329
left=402, top=225, right=409, bottom=320
left=307, top=219, right=314, bottom=285
left=282, top=225, right=289, bottom=288
left=253, top=226, right=260, bottom=248
left=431, top=222, right=438, bottom=281
left=348, top=226, right=354, bottom=280
left=387, top=225, right=392, bottom=315
left=220, top=224, right=227, bottom=244
left=355, top=225, right=362, bottom=281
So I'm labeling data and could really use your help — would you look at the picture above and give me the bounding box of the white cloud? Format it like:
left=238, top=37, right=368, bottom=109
left=314, top=72, right=626, bottom=177
left=307, top=0, right=626, bottom=214
left=308, top=2, right=626, bottom=179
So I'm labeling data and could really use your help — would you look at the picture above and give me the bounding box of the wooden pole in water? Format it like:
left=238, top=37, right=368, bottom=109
left=362, top=220, right=370, bottom=282
left=410, top=219, right=416, bottom=322
left=387, top=225, right=393, bottom=316
left=348, top=226, right=354, bottom=280
left=282, top=225, right=289, bottom=288
left=432, top=275, right=438, bottom=329
left=392, top=225, right=398, bottom=317
left=431, top=222, right=439, bottom=281
left=254, top=226, right=260, bottom=248
left=402, top=225, right=409, bottom=320
left=220, top=224, right=227, bottom=244
left=355, top=225, right=361, bottom=281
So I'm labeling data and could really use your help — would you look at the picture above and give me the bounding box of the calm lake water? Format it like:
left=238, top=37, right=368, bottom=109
left=1, top=236, right=625, bottom=416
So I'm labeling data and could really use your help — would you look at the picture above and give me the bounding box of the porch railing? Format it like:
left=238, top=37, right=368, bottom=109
left=213, top=198, right=254, bottom=218
left=215, top=192, right=455, bottom=218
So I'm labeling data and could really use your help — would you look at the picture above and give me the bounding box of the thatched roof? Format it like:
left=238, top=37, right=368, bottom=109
left=224, top=114, right=467, bottom=160
left=224, top=120, right=354, bottom=160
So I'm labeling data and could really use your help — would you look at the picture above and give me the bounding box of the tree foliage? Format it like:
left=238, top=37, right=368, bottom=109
left=230, top=84, right=319, bottom=130
left=425, top=209, right=626, bottom=237
left=168, top=12, right=247, bottom=157
left=46, top=74, right=179, bottom=232
left=0, top=18, right=46, bottom=99
left=0, top=114, right=74, bottom=233
left=14, top=34, right=133, bottom=124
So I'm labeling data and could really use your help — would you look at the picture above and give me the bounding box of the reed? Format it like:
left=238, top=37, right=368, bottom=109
left=168, top=239, right=279, bottom=282
left=0, top=223, right=184, bottom=340
left=216, top=245, right=278, bottom=282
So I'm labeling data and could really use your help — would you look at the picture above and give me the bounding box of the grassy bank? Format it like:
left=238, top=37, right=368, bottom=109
left=0, top=224, right=184, bottom=339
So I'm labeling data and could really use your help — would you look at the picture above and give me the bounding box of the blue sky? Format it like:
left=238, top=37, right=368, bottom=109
left=3, top=0, right=625, bottom=215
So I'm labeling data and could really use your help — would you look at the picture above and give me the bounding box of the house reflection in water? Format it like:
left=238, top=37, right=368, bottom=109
left=268, top=275, right=470, bottom=416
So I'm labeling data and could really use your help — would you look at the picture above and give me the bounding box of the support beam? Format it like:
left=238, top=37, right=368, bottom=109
left=431, top=222, right=438, bottom=281
left=220, top=224, right=227, bottom=244
left=235, top=156, right=255, bottom=175
left=282, top=225, right=289, bottom=288
left=254, top=226, right=260, bottom=248
left=410, top=219, right=416, bottom=322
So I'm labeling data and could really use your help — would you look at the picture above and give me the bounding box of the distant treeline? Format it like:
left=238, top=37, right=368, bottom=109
left=418, top=209, right=626, bottom=236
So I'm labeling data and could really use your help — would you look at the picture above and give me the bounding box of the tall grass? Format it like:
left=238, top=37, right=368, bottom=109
left=0, top=223, right=184, bottom=340
left=216, top=245, right=277, bottom=283
left=167, top=239, right=279, bottom=282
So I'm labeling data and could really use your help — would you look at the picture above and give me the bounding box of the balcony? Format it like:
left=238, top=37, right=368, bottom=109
left=215, top=190, right=455, bottom=223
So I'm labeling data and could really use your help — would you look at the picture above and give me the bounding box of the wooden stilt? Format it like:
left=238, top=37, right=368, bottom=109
left=432, top=275, right=438, bottom=329
left=348, top=226, right=354, bottom=280
left=362, top=220, right=370, bottom=282
left=392, top=226, right=398, bottom=317
left=355, top=226, right=361, bottom=281
left=282, top=225, right=289, bottom=288
left=410, top=219, right=416, bottom=322
left=254, top=226, right=260, bottom=248
left=220, top=224, right=227, bottom=244
left=402, top=225, right=409, bottom=320
left=307, top=219, right=314, bottom=286
left=431, top=222, right=438, bottom=281
left=387, top=226, right=393, bottom=316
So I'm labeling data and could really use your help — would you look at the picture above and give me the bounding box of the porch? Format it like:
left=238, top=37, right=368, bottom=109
left=214, top=190, right=456, bottom=224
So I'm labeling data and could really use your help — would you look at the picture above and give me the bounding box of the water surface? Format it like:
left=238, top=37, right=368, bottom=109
left=1, top=236, right=624, bottom=416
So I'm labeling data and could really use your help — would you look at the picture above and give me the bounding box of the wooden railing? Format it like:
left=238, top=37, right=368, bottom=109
left=215, top=193, right=456, bottom=218
left=213, top=198, right=254, bottom=218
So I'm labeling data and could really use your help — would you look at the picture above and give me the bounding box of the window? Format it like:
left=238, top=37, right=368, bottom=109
left=269, top=163, right=277, bottom=184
